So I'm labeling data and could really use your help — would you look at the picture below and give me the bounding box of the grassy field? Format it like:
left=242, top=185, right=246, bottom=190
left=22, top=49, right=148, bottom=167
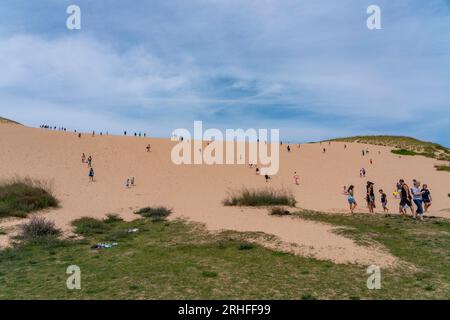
left=1, top=211, right=449, bottom=299
left=0, top=179, right=59, bottom=218
left=331, top=135, right=450, bottom=161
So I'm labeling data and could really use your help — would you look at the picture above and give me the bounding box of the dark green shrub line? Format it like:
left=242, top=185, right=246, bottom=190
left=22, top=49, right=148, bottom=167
left=223, top=188, right=296, bottom=207
left=391, top=149, right=419, bottom=156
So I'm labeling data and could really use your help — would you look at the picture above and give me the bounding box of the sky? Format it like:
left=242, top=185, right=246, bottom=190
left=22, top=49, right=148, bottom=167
left=0, top=0, right=449, bottom=145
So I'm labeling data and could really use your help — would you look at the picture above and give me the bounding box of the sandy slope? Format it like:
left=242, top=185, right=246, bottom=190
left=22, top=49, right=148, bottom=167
left=1, top=124, right=449, bottom=266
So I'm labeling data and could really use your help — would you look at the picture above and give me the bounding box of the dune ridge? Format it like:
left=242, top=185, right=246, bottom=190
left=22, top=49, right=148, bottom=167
left=1, top=123, right=449, bottom=267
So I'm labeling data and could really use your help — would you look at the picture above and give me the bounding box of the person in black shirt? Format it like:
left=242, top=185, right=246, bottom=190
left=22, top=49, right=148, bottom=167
left=379, top=189, right=389, bottom=213
left=366, top=181, right=375, bottom=213
left=421, top=184, right=432, bottom=213
left=398, top=179, right=414, bottom=216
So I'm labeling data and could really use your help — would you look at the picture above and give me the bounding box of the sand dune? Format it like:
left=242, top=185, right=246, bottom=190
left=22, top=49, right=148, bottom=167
left=1, top=124, right=449, bottom=267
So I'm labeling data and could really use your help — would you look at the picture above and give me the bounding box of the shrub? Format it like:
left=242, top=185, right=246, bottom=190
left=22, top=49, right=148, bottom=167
left=135, top=207, right=172, bottom=221
left=104, top=213, right=123, bottom=223
left=238, top=242, right=255, bottom=250
left=223, top=187, right=296, bottom=207
left=435, top=165, right=450, bottom=172
left=20, top=216, right=61, bottom=239
left=72, top=217, right=110, bottom=236
left=0, top=178, right=58, bottom=218
left=269, top=207, right=291, bottom=216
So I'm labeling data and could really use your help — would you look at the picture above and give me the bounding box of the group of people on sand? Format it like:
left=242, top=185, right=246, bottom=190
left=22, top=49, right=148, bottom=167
left=123, top=131, right=147, bottom=137
left=40, top=125, right=67, bottom=131
left=81, top=153, right=95, bottom=182
left=125, top=177, right=136, bottom=188
left=344, top=179, right=432, bottom=220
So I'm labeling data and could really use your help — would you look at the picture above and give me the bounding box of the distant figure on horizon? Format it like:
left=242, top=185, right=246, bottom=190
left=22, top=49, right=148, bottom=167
left=287, top=145, right=291, bottom=152
left=146, top=144, right=151, bottom=152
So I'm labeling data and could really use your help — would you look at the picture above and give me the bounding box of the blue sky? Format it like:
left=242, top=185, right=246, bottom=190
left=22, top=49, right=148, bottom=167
left=0, top=0, right=449, bottom=145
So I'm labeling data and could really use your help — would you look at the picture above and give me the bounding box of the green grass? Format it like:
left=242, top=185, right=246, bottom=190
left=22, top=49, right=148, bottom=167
left=0, top=178, right=58, bottom=218
left=435, top=165, right=450, bottom=172
left=295, top=211, right=450, bottom=298
left=331, top=135, right=450, bottom=161
left=223, top=187, right=297, bottom=207
left=1, top=213, right=450, bottom=299
left=71, top=217, right=111, bottom=236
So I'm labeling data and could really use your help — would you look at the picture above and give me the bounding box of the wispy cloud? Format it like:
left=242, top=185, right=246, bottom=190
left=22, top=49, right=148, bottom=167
left=0, top=0, right=449, bottom=144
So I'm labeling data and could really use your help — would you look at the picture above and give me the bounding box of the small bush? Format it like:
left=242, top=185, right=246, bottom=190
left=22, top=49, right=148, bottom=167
left=435, top=165, right=450, bottom=172
left=72, top=217, right=110, bottom=236
left=223, top=187, right=296, bottom=207
left=135, top=207, right=172, bottom=221
left=269, top=207, right=291, bottom=216
left=238, top=242, right=255, bottom=250
left=104, top=213, right=123, bottom=224
left=20, top=216, right=61, bottom=239
left=0, top=178, right=58, bottom=218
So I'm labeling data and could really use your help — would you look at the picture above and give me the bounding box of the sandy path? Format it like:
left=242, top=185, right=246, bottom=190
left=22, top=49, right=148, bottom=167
left=1, top=124, right=449, bottom=266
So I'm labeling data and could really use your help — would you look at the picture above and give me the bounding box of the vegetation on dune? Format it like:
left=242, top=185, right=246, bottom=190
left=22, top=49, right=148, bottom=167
left=20, top=217, right=61, bottom=240
left=268, top=207, right=292, bottom=216
left=223, top=187, right=297, bottom=207
left=134, top=206, right=172, bottom=221
left=0, top=178, right=58, bottom=218
left=1, top=213, right=450, bottom=299
left=434, top=165, right=450, bottom=172
left=0, top=117, right=21, bottom=125
left=331, top=135, right=450, bottom=161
